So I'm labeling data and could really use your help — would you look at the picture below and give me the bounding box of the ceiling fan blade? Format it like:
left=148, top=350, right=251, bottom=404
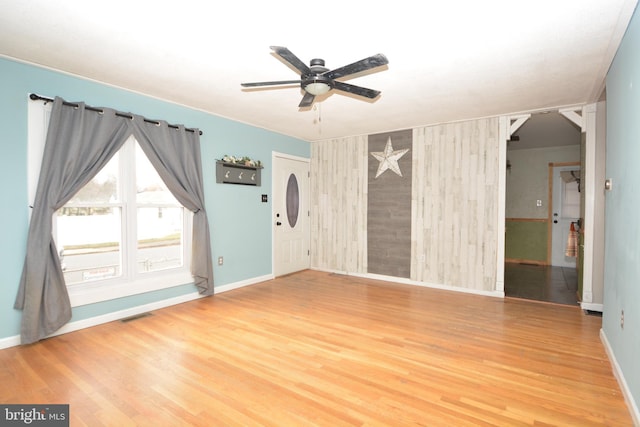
left=241, top=80, right=301, bottom=88
left=298, top=92, right=315, bottom=108
left=323, top=54, right=388, bottom=80
left=270, top=46, right=311, bottom=75
left=333, top=81, right=381, bottom=99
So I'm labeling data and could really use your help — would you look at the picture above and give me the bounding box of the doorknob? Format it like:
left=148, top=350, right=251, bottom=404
left=276, top=221, right=282, bottom=226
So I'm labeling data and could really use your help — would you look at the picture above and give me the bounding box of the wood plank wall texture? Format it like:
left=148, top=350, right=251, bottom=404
left=311, top=135, right=368, bottom=274
left=311, top=117, right=500, bottom=292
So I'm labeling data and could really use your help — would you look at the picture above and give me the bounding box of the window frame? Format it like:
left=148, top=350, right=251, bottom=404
left=28, top=98, right=193, bottom=308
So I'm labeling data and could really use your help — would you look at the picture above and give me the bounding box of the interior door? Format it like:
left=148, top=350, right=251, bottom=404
left=273, top=154, right=310, bottom=276
left=551, top=165, right=581, bottom=267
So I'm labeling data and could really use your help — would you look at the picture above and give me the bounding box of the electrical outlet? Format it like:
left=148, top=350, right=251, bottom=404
left=621, top=309, right=624, bottom=329
left=218, top=256, right=223, bottom=266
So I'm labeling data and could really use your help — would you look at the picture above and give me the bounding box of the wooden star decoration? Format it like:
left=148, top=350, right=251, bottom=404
left=370, top=137, right=410, bottom=178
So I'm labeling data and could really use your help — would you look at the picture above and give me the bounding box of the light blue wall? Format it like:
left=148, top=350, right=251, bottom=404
left=0, top=57, right=309, bottom=341
left=604, top=4, right=640, bottom=415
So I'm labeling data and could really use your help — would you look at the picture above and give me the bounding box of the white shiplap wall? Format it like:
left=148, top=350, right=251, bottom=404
left=310, top=136, right=368, bottom=274
left=311, top=117, right=500, bottom=291
left=411, top=118, right=499, bottom=291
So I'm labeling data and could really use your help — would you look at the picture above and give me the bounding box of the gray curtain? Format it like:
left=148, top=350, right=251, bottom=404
left=16, top=97, right=214, bottom=345
left=130, top=116, right=214, bottom=295
left=15, top=97, right=132, bottom=344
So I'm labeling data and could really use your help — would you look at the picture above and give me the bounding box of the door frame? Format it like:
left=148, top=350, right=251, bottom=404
left=271, top=151, right=311, bottom=277
left=497, top=114, right=531, bottom=295
left=499, top=104, right=603, bottom=310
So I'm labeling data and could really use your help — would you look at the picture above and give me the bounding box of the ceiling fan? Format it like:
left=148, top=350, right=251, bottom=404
left=241, top=46, right=389, bottom=108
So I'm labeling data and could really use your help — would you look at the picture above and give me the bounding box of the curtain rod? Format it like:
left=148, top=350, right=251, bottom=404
left=29, top=93, right=203, bottom=136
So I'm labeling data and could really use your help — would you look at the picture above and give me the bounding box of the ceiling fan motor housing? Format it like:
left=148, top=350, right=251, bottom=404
left=309, top=58, right=328, bottom=73
left=302, top=58, right=333, bottom=94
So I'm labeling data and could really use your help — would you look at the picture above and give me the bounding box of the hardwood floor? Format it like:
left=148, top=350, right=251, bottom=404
left=0, top=270, right=632, bottom=426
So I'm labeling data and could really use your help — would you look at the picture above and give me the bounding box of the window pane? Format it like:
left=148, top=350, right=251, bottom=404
left=68, top=153, right=119, bottom=204
left=136, top=144, right=178, bottom=204
left=57, top=207, right=122, bottom=284
left=562, top=179, right=580, bottom=219
left=137, top=207, right=183, bottom=273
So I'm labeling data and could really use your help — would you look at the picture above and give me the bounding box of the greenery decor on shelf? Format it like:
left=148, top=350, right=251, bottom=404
left=216, top=156, right=263, bottom=186
left=220, top=155, right=262, bottom=168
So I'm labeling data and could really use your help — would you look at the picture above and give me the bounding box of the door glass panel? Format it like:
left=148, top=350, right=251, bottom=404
left=286, top=173, right=299, bottom=228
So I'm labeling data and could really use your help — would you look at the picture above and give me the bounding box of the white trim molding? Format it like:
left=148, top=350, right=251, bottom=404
left=497, top=114, right=532, bottom=294
left=580, top=302, right=603, bottom=312
left=559, top=107, right=584, bottom=130
left=214, top=274, right=274, bottom=294
left=581, top=103, right=598, bottom=306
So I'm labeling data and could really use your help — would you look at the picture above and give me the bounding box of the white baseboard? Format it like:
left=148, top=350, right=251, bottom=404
left=600, top=329, right=640, bottom=426
left=581, top=302, right=604, bottom=312
left=311, top=268, right=505, bottom=298
left=0, top=334, right=21, bottom=350
left=0, top=274, right=273, bottom=350
left=214, top=274, right=273, bottom=294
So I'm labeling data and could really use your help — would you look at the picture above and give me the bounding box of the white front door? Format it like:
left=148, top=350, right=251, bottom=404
left=273, top=153, right=310, bottom=276
left=551, top=165, right=581, bottom=267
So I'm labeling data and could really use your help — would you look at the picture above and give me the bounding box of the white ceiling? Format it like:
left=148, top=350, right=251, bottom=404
left=1, top=0, right=637, bottom=142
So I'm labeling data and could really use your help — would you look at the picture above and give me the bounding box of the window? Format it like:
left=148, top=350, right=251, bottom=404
left=29, top=101, right=192, bottom=307
left=562, top=174, right=580, bottom=219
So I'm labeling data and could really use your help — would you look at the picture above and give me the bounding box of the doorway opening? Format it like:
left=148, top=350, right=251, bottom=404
left=504, top=111, right=582, bottom=306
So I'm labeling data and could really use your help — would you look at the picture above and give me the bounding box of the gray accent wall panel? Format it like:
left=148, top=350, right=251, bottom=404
left=367, top=130, right=412, bottom=278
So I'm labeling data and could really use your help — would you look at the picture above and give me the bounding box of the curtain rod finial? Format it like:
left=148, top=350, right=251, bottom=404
left=29, top=93, right=52, bottom=104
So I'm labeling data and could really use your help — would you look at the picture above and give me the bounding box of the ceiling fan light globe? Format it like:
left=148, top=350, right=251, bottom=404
left=304, top=82, right=331, bottom=96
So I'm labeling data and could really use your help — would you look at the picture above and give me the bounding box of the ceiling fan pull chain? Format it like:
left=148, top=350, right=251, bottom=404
left=314, top=103, right=322, bottom=134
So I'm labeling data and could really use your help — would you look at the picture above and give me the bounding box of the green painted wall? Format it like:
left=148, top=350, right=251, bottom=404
left=505, top=220, right=547, bottom=262
left=0, top=57, right=310, bottom=341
